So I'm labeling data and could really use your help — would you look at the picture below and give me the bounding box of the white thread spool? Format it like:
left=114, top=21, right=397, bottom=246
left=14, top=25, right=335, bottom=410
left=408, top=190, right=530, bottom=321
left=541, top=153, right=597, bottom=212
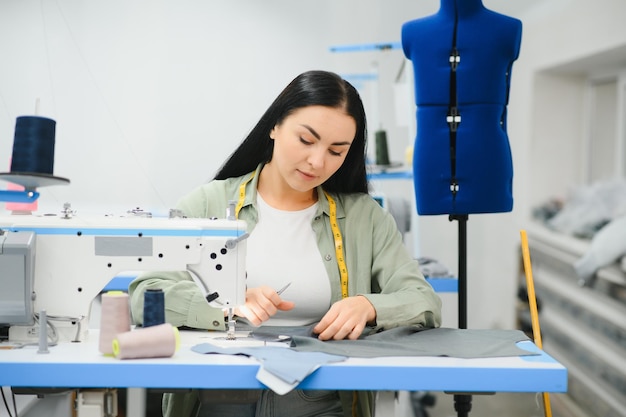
left=99, top=291, right=131, bottom=355
left=112, top=323, right=179, bottom=360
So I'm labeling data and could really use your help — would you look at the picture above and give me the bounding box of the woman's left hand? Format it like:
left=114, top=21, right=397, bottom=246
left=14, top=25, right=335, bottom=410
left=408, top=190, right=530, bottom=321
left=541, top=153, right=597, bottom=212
left=313, top=295, right=376, bottom=341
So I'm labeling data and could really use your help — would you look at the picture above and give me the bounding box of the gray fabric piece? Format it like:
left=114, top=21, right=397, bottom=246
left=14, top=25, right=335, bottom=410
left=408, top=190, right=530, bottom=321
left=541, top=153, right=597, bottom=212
left=251, top=326, right=537, bottom=359
left=190, top=344, right=347, bottom=385
left=191, top=327, right=537, bottom=395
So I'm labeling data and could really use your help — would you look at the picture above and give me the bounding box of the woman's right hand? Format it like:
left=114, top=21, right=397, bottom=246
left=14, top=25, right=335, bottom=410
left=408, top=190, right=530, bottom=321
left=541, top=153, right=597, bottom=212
left=233, top=285, right=295, bottom=326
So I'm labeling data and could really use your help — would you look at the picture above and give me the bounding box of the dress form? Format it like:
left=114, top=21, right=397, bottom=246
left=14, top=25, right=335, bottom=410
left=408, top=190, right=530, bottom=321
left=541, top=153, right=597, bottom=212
left=401, top=0, right=522, bottom=215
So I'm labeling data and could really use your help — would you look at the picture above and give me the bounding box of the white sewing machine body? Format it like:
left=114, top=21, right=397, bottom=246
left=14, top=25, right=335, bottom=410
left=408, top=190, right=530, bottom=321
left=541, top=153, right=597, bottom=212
left=0, top=213, right=247, bottom=343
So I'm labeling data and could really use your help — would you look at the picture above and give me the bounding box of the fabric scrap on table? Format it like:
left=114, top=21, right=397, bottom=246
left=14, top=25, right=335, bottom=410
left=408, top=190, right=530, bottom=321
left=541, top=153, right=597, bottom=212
left=190, top=344, right=346, bottom=394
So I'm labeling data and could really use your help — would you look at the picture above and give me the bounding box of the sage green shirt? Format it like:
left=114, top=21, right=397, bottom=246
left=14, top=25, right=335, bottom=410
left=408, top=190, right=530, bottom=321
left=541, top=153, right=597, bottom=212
left=128, top=164, right=442, bottom=417
left=129, top=164, right=442, bottom=330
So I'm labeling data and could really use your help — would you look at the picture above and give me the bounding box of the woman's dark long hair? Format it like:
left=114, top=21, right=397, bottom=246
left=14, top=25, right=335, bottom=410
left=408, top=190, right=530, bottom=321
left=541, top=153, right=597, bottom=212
left=214, top=70, right=369, bottom=194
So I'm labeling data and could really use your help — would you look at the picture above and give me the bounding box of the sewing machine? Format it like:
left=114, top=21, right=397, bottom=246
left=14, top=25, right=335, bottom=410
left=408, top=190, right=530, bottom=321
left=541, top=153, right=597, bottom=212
left=0, top=208, right=248, bottom=344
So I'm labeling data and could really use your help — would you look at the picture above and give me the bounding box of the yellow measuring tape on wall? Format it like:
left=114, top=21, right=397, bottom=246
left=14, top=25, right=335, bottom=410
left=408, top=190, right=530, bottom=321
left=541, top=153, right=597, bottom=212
left=235, top=171, right=349, bottom=299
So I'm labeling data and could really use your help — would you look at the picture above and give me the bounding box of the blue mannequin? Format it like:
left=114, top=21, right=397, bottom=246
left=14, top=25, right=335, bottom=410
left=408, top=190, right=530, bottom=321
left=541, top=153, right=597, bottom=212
left=401, top=0, right=522, bottom=215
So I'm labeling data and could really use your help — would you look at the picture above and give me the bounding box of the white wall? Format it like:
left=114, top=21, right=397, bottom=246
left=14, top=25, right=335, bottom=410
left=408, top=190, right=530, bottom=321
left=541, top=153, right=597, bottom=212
left=0, top=0, right=435, bottom=215
left=2, top=0, right=623, bottom=329
left=0, top=0, right=337, bottom=214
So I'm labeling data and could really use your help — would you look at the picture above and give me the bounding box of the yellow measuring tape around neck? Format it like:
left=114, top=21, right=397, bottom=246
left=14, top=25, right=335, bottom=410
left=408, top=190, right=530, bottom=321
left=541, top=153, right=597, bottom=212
left=235, top=171, right=256, bottom=219
left=235, top=171, right=349, bottom=299
left=323, top=191, right=349, bottom=299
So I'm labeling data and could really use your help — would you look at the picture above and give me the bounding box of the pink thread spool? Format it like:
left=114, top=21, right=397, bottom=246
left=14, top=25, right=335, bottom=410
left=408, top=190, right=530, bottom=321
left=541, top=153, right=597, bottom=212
left=99, top=291, right=131, bottom=355
left=112, top=323, right=179, bottom=360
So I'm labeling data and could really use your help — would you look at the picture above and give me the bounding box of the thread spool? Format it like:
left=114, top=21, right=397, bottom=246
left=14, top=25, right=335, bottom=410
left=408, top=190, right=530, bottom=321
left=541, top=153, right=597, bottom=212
left=0, top=115, right=69, bottom=189
left=375, top=130, right=390, bottom=166
left=99, top=291, right=131, bottom=355
left=112, top=323, right=179, bottom=360
left=10, top=116, right=56, bottom=175
left=143, top=288, right=165, bottom=327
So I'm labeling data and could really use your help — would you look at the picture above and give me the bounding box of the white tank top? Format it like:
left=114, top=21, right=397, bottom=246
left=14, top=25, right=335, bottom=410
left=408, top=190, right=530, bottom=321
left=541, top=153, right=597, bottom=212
left=245, top=193, right=331, bottom=326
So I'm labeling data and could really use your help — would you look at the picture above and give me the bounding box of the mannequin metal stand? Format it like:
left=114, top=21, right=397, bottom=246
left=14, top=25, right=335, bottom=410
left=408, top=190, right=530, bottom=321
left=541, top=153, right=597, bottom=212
left=449, top=214, right=471, bottom=417
left=450, top=214, right=468, bottom=330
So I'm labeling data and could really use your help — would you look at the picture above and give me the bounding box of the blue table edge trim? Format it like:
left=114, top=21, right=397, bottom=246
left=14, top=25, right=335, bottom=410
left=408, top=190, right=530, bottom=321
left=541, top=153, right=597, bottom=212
left=102, top=274, right=458, bottom=294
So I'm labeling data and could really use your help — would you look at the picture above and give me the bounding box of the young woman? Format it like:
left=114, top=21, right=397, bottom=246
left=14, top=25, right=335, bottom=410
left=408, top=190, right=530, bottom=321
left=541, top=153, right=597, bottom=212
left=129, top=70, right=442, bottom=417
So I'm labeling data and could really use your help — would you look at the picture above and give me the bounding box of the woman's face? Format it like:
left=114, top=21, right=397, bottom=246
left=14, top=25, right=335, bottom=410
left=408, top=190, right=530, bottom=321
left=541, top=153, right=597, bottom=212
left=269, top=105, right=356, bottom=193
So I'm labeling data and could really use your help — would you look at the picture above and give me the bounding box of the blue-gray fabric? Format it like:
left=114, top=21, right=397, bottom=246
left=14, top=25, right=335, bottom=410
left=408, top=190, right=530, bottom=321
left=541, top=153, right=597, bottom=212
left=191, top=344, right=347, bottom=385
left=251, top=326, right=536, bottom=358
left=191, top=327, right=537, bottom=392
